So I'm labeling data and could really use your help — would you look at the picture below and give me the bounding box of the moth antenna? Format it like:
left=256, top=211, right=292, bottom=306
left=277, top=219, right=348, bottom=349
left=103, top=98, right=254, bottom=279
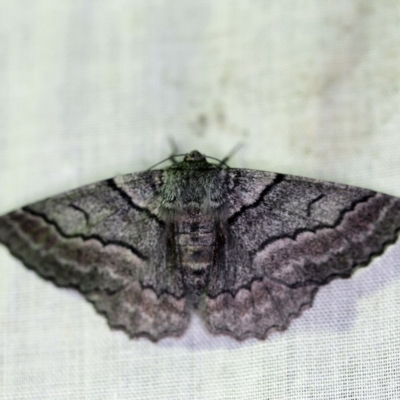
left=203, top=155, right=230, bottom=168
left=147, top=153, right=187, bottom=170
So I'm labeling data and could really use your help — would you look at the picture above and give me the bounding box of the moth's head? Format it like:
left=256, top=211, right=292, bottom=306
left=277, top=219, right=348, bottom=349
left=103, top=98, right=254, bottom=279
left=183, top=150, right=206, bottom=163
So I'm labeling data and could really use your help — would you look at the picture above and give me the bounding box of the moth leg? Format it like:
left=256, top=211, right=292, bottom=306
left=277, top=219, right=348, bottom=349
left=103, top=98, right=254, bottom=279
left=167, top=137, right=180, bottom=164
left=218, top=142, right=243, bottom=167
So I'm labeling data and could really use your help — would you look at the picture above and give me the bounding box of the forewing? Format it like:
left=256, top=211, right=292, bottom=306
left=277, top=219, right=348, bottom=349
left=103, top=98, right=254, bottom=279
left=202, top=170, right=400, bottom=339
left=0, top=171, right=189, bottom=340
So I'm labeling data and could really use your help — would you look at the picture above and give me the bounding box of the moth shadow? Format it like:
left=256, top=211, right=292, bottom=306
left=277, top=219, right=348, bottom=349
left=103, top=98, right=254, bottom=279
left=159, top=313, right=260, bottom=351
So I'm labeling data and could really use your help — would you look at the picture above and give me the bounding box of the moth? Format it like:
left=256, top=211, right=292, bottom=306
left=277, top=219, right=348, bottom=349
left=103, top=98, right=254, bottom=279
left=0, top=150, right=399, bottom=341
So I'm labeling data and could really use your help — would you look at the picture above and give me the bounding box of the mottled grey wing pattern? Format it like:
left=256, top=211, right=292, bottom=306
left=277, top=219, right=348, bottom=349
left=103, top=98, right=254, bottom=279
left=1, top=158, right=400, bottom=342
left=201, top=170, right=400, bottom=340
left=0, top=171, right=190, bottom=341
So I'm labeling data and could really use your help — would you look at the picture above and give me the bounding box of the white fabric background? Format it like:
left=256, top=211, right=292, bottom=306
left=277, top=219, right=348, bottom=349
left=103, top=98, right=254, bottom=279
left=1, top=1, right=400, bottom=399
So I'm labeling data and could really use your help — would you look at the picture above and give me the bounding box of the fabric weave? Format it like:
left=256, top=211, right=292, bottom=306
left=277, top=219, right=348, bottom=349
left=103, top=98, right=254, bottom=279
left=1, top=1, right=400, bottom=399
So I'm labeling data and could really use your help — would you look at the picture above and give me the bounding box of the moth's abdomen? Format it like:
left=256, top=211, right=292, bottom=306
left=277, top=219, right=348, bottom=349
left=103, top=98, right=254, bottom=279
left=175, top=218, right=215, bottom=295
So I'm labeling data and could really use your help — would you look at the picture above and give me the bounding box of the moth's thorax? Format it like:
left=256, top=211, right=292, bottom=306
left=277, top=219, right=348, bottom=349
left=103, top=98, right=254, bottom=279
left=158, top=155, right=227, bottom=219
